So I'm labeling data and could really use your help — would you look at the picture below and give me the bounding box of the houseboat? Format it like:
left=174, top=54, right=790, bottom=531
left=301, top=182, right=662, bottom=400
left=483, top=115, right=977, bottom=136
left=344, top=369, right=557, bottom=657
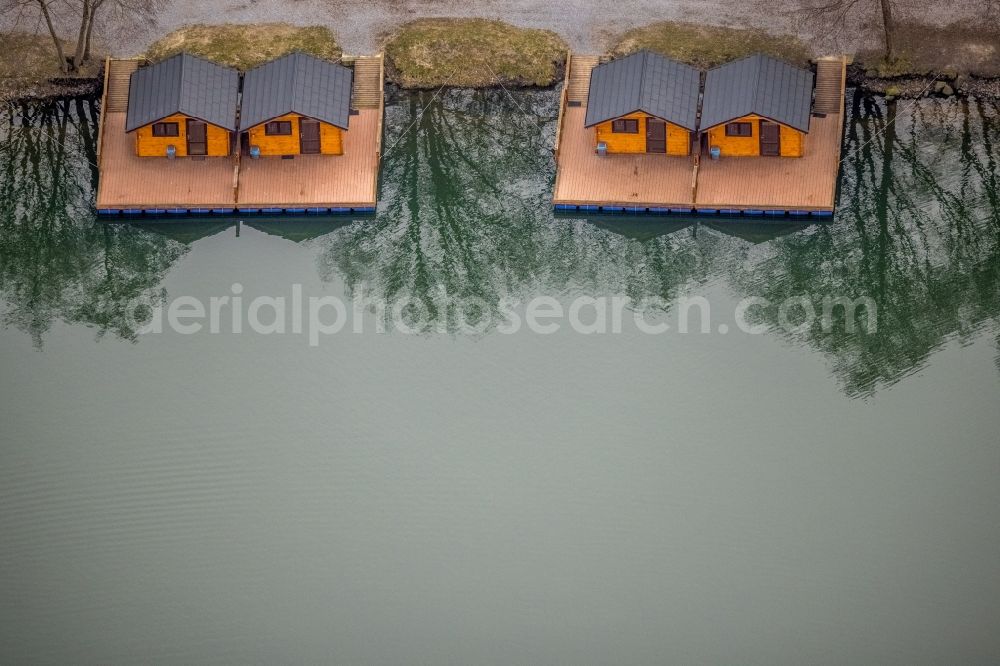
left=553, top=51, right=848, bottom=217
left=235, top=52, right=384, bottom=213
left=694, top=54, right=845, bottom=215
left=95, top=54, right=240, bottom=214
left=96, top=51, right=385, bottom=216
left=551, top=52, right=699, bottom=212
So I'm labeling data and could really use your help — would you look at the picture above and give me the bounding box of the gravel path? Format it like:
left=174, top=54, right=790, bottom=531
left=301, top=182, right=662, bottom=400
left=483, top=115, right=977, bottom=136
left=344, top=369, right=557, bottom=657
left=120, top=0, right=748, bottom=55
left=3, top=0, right=987, bottom=58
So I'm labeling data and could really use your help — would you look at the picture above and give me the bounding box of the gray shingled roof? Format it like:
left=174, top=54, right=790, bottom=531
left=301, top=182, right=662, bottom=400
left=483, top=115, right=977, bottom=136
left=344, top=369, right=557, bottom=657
left=125, top=53, right=239, bottom=132
left=584, top=51, right=700, bottom=131
left=240, top=52, right=353, bottom=131
left=701, top=53, right=814, bottom=133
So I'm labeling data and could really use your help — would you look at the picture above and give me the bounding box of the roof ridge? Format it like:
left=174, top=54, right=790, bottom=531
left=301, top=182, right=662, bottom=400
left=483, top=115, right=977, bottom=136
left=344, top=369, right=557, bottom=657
left=290, top=51, right=307, bottom=111
left=175, top=51, right=191, bottom=118
left=751, top=55, right=764, bottom=112
left=639, top=49, right=650, bottom=90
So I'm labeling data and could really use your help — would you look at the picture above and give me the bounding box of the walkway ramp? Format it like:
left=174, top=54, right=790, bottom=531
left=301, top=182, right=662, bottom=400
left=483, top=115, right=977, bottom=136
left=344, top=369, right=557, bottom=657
left=814, top=56, right=847, bottom=115
left=103, top=59, right=140, bottom=113
left=97, top=58, right=141, bottom=165
left=347, top=54, right=384, bottom=109
left=565, top=55, right=601, bottom=104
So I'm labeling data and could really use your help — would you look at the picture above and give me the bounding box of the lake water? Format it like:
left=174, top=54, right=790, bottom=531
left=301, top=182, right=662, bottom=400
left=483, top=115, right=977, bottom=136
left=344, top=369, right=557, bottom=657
left=1, top=89, right=999, bottom=664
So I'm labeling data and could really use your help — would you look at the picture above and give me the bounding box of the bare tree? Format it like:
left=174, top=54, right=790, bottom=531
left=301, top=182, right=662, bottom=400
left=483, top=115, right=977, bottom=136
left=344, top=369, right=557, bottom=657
left=878, top=0, right=895, bottom=60
left=984, top=0, right=1000, bottom=27
left=2, top=0, right=70, bottom=72
left=70, top=0, right=160, bottom=69
left=1, top=0, right=159, bottom=73
left=797, top=0, right=897, bottom=61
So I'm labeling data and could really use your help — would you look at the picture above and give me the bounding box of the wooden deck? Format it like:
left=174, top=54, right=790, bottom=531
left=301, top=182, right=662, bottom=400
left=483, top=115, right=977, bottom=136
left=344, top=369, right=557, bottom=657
left=96, top=112, right=237, bottom=211
left=236, top=109, right=380, bottom=210
left=96, top=55, right=384, bottom=215
left=552, top=53, right=848, bottom=217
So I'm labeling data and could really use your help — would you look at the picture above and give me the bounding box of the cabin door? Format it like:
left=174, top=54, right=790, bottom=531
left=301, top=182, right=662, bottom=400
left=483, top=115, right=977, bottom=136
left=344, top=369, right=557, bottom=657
left=300, top=119, right=321, bottom=154
left=759, top=121, right=781, bottom=156
left=186, top=119, right=208, bottom=156
left=646, top=119, right=666, bottom=154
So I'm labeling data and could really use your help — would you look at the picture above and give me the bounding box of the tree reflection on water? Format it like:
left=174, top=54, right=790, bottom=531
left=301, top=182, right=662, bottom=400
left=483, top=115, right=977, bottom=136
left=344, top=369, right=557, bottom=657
left=723, top=92, right=1000, bottom=396
left=0, top=99, right=185, bottom=345
left=0, top=88, right=997, bottom=397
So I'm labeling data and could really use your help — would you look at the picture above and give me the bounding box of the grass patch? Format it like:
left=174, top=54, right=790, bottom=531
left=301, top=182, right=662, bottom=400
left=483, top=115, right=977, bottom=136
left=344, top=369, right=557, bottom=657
left=612, top=21, right=812, bottom=69
left=384, top=18, right=567, bottom=88
left=0, top=32, right=103, bottom=83
left=145, top=24, right=341, bottom=70
left=857, top=21, right=1000, bottom=78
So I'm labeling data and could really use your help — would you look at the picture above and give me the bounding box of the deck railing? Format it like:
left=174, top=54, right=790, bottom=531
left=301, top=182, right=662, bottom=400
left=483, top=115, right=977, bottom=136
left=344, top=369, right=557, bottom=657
left=95, top=57, right=112, bottom=166
left=374, top=52, right=385, bottom=205
left=553, top=51, right=572, bottom=160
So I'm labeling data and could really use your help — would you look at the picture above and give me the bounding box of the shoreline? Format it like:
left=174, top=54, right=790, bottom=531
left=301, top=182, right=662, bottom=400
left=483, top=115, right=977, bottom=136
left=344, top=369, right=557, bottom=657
left=846, top=65, right=1000, bottom=101
left=6, top=65, right=1000, bottom=106
left=2, top=77, right=101, bottom=104
left=2, top=0, right=994, bottom=101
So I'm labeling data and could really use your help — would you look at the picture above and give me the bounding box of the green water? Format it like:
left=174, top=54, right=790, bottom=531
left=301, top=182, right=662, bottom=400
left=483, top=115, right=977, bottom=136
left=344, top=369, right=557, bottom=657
left=1, top=89, right=998, bottom=664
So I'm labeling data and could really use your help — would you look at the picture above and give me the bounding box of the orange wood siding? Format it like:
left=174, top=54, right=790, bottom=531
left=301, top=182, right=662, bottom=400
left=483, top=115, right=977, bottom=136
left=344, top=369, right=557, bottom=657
left=134, top=114, right=230, bottom=157
left=704, top=115, right=805, bottom=158
left=595, top=112, right=647, bottom=153
left=247, top=113, right=300, bottom=156
left=666, top=123, right=690, bottom=156
left=320, top=122, right=343, bottom=155
left=705, top=115, right=760, bottom=157
left=247, top=113, right=345, bottom=156
left=779, top=124, right=804, bottom=157
left=594, top=112, right=690, bottom=156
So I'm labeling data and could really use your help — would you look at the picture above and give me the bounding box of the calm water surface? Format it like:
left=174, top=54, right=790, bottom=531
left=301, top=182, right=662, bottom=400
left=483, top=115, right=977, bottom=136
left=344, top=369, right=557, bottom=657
left=1, top=89, right=999, bottom=664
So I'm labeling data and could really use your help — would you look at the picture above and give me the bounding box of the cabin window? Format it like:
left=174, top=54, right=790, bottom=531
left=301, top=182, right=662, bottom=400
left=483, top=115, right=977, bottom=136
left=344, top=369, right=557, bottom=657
left=151, top=122, right=179, bottom=137
left=265, top=121, right=293, bottom=136
left=611, top=119, right=639, bottom=133
left=725, top=122, right=753, bottom=137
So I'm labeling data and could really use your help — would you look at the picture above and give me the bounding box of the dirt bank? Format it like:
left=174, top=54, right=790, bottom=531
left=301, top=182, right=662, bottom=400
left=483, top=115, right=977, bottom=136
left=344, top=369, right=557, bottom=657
left=2, top=0, right=989, bottom=58
left=1, top=77, right=100, bottom=104
left=3, top=1, right=997, bottom=101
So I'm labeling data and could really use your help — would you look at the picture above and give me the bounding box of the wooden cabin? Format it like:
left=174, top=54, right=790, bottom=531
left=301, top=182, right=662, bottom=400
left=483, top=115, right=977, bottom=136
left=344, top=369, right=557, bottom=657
left=125, top=53, right=239, bottom=158
left=239, top=52, right=354, bottom=157
left=584, top=51, right=700, bottom=156
left=699, top=54, right=814, bottom=158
